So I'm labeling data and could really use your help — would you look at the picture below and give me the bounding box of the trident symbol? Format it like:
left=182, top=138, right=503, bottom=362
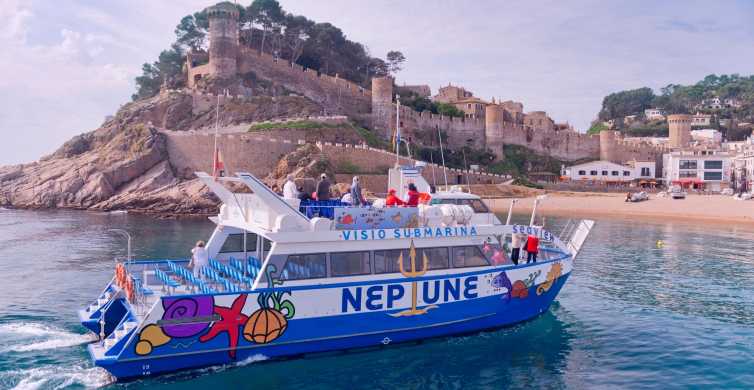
left=389, top=240, right=438, bottom=317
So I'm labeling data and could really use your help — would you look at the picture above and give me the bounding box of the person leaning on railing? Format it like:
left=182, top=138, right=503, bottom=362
left=386, top=188, right=405, bottom=207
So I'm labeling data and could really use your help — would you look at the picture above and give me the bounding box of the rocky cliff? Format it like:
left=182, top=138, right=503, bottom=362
left=0, top=89, right=323, bottom=215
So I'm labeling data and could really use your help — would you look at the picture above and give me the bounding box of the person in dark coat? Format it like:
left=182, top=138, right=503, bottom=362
left=316, top=173, right=331, bottom=201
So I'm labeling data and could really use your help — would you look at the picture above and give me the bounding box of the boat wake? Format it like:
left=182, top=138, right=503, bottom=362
left=5, top=365, right=114, bottom=390
left=0, top=322, right=96, bottom=353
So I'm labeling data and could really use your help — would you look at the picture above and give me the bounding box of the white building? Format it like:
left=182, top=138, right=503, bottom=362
left=690, top=129, right=722, bottom=145
left=732, top=151, right=754, bottom=193
left=564, top=160, right=656, bottom=183
left=691, top=112, right=712, bottom=127
left=644, top=108, right=666, bottom=121
left=663, top=150, right=732, bottom=192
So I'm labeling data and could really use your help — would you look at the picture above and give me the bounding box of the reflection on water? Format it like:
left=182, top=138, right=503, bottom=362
left=0, top=209, right=754, bottom=388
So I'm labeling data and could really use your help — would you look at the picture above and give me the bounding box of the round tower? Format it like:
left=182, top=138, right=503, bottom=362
left=371, top=76, right=394, bottom=139
left=599, top=129, right=618, bottom=162
left=207, top=3, right=239, bottom=79
left=668, top=114, right=692, bottom=149
left=485, top=104, right=505, bottom=160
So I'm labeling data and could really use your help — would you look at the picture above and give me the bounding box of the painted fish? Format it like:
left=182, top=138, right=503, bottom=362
left=492, top=272, right=512, bottom=302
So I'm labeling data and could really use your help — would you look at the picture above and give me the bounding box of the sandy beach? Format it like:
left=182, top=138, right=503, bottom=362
left=486, top=192, right=754, bottom=226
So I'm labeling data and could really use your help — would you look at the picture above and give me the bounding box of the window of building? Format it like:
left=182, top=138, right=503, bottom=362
left=458, top=199, right=489, bottom=213
left=679, top=171, right=697, bottom=178
left=704, top=171, right=723, bottom=181
left=467, top=103, right=472, bottom=109
left=679, top=160, right=697, bottom=170
left=590, top=170, right=598, bottom=175
left=219, top=233, right=258, bottom=253
left=611, top=171, right=619, bottom=176
left=578, top=170, right=586, bottom=175
left=452, top=246, right=490, bottom=268
left=704, top=160, right=723, bottom=170
left=330, top=251, right=371, bottom=277
left=375, top=247, right=449, bottom=274
left=602, top=170, right=608, bottom=176
left=280, top=253, right=327, bottom=280
left=623, top=171, right=631, bottom=176
left=641, top=167, right=651, bottom=177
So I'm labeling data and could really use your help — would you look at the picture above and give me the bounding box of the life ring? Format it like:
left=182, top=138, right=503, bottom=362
left=115, top=264, right=124, bottom=287
left=418, top=192, right=432, bottom=205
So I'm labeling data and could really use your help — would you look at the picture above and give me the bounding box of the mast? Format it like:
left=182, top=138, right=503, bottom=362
left=395, top=94, right=401, bottom=166
left=438, top=128, right=449, bottom=189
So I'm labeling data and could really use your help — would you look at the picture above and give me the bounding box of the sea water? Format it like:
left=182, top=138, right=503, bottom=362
left=1, top=209, right=754, bottom=389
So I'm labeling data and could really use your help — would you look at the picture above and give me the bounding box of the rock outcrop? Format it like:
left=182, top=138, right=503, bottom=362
left=0, top=89, right=324, bottom=215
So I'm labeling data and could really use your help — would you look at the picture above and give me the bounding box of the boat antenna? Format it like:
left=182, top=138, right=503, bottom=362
left=461, top=147, right=472, bottom=194
left=429, top=152, right=437, bottom=190
left=437, top=128, right=449, bottom=190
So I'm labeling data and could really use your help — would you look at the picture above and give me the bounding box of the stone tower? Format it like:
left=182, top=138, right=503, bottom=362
left=371, top=76, right=394, bottom=139
left=599, top=130, right=619, bottom=162
left=208, top=3, right=240, bottom=79
left=668, top=114, right=692, bottom=149
left=485, top=104, right=505, bottom=160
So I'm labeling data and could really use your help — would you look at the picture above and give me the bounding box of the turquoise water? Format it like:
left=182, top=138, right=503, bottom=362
left=1, top=208, right=754, bottom=389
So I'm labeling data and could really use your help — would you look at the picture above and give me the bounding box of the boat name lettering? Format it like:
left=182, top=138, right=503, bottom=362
left=340, top=226, right=478, bottom=241
left=511, top=225, right=554, bottom=241
left=341, top=276, right=479, bottom=313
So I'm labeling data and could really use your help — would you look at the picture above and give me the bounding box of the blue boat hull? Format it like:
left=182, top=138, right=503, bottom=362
left=91, top=273, right=569, bottom=379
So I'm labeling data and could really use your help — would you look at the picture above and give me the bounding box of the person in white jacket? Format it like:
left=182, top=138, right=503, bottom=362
left=510, top=233, right=524, bottom=265
left=283, top=175, right=298, bottom=199
left=188, top=241, right=209, bottom=279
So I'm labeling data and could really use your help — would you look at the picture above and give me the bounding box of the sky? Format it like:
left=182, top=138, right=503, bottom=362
left=1, top=0, right=753, bottom=166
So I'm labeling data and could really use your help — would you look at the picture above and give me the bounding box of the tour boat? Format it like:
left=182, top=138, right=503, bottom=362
left=79, top=167, right=594, bottom=380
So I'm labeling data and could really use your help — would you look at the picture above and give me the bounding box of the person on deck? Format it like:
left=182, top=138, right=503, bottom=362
left=188, top=240, right=209, bottom=279
left=283, top=175, right=298, bottom=199
left=510, top=233, right=523, bottom=265
left=405, top=183, right=420, bottom=207
left=351, top=176, right=366, bottom=206
left=316, top=173, right=331, bottom=201
left=526, top=234, right=540, bottom=264
left=386, top=188, right=406, bottom=207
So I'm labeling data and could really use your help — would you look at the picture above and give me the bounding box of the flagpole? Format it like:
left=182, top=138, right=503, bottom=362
left=395, top=94, right=400, bottom=166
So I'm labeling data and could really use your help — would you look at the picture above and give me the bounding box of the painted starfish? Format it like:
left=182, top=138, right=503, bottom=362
left=199, top=294, right=249, bottom=358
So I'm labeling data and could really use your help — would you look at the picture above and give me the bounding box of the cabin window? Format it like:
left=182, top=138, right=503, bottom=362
left=280, top=253, right=327, bottom=280
left=330, top=251, right=371, bottom=277
left=219, top=233, right=258, bottom=253
left=458, top=199, right=489, bottom=213
left=374, top=247, right=449, bottom=274
left=452, top=246, right=490, bottom=268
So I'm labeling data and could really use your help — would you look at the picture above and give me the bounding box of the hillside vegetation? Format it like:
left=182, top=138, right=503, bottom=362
left=596, top=74, right=754, bottom=140
left=133, top=0, right=404, bottom=100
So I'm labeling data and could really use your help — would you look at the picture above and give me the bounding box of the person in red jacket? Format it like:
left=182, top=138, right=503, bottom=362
left=526, top=234, right=540, bottom=263
left=405, top=183, right=420, bottom=207
left=385, top=188, right=405, bottom=207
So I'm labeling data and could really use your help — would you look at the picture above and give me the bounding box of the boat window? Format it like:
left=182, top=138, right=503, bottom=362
left=330, top=251, right=371, bottom=277
left=280, top=253, right=327, bottom=280
left=374, top=247, right=449, bottom=274
left=219, top=233, right=258, bottom=253
left=458, top=199, right=489, bottom=213
left=452, top=246, right=490, bottom=268
left=431, top=198, right=458, bottom=205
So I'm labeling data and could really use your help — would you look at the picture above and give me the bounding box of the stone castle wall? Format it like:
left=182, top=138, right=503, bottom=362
left=236, top=48, right=371, bottom=116
left=162, top=130, right=508, bottom=190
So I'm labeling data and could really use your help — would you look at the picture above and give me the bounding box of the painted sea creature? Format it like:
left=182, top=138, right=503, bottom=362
left=199, top=294, right=249, bottom=359
left=536, top=263, right=563, bottom=295
left=509, top=271, right=542, bottom=300
left=160, top=296, right=214, bottom=338
left=492, top=271, right=513, bottom=302
left=135, top=324, right=171, bottom=356
left=243, top=264, right=295, bottom=344
left=339, top=214, right=354, bottom=225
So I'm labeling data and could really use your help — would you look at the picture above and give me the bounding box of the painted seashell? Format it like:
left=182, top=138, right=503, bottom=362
left=135, top=324, right=171, bottom=355
left=243, top=308, right=288, bottom=344
left=161, top=296, right=214, bottom=338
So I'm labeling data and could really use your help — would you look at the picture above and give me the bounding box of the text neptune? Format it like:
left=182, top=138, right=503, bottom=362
left=340, top=226, right=478, bottom=241
left=341, top=276, right=479, bottom=313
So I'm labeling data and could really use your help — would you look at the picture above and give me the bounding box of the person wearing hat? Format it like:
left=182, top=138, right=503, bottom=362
left=405, top=183, right=420, bottom=207
left=386, top=188, right=405, bottom=207
left=316, top=173, right=331, bottom=201
left=188, top=240, right=209, bottom=279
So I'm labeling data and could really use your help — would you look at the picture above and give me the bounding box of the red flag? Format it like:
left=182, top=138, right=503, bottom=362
left=212, top=147, right=225, bottom=179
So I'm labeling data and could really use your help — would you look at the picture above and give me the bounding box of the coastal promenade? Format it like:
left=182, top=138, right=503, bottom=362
left=488, top=193, right=754, bottom=226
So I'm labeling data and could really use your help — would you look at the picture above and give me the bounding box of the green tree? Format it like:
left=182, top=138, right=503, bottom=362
left=386, top=50, right=406, bottom=75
